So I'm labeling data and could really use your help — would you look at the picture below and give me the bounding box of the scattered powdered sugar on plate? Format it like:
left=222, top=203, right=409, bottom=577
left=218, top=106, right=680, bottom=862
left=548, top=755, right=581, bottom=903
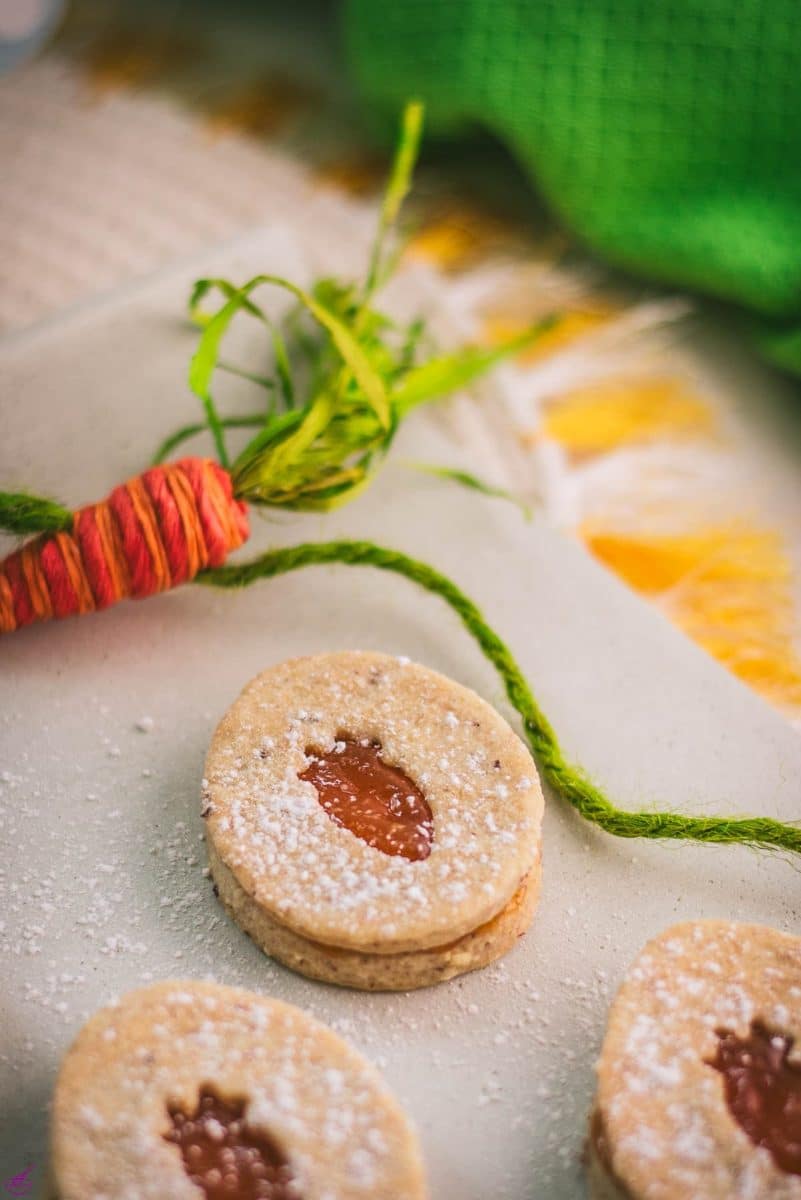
left=0, top=653, right=623, bottom=1200
left=0, top=690, right=644, bottom=1199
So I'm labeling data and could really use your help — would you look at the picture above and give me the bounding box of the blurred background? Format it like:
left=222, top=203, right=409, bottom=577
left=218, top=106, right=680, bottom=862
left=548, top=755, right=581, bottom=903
left=2, top=0, right=801, bottom=725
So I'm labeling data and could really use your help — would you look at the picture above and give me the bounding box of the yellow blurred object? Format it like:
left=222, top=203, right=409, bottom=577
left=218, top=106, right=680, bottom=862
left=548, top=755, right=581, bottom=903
left=405, top=204, right=531, bottom=271
left=536, top=378, right=715, bottom=459
left=485, top=309, right=613, bottom=364
left=584, top=525, right=801, bottom=709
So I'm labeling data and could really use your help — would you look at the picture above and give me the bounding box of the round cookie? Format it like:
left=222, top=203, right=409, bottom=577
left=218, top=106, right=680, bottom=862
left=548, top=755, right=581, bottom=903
left=203, top=651, right=543, bottom=990
left=589, top=920, right=801, bottom=1200
left=49, top=980, right=427, bottom=1200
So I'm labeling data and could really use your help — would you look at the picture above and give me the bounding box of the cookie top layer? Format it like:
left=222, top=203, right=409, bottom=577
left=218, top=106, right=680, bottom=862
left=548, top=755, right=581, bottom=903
left=51, top=980, right=427, bottom=1200
left=204, top=652, right=543, bottom=953
left=596, top=921, right=801, bottom=1200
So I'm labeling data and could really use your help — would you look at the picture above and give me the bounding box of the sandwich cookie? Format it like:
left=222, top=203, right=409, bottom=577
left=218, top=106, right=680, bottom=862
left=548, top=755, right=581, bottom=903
left=589, top=920, right=801, bottom=1199
left=203, top=651, right=543, bottom=990
left=49, top=980, right=427, bottom=1199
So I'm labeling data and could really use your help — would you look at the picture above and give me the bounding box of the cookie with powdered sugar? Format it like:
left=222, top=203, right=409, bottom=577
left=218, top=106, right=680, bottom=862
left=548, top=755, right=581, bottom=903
left=48, top=980, right=427, bottom=1199
left=588, top=920, right=801, bottom=1199
left=203, top=651, right=544, bottom=990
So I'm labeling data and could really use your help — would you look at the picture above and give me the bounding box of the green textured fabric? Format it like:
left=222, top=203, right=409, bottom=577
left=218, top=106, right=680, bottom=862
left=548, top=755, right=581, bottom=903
left=344, top=0, right=801, bottom=374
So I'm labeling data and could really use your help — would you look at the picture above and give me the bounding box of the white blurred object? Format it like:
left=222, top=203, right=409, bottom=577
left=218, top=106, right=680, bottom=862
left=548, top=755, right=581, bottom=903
left=0, top=0, right=63, bottom=72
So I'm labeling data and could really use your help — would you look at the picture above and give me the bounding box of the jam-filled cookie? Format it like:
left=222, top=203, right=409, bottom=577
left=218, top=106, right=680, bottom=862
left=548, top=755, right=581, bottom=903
left=589, top=920, right=801, bottom=1200
left=49, top=980, right=427, bottom=1199
left=203, top=651, right=543, bottom=990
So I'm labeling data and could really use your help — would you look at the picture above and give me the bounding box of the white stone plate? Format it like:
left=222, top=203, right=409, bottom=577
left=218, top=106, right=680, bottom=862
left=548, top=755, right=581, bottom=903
left=1, top=223, right=799, bottom=1199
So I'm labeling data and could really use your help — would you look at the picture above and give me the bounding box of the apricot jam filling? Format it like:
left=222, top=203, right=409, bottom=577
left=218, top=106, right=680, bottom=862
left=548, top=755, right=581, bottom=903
left=707, top=1020, right=801, bottom=1176
left=300, top=735, right=433, bottom=861
left=165, top=1087, right=298, bottom=1199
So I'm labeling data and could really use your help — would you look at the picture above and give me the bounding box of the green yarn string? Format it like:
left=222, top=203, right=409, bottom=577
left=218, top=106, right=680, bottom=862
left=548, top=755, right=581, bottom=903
left=199, top=539, right=801, bottom=855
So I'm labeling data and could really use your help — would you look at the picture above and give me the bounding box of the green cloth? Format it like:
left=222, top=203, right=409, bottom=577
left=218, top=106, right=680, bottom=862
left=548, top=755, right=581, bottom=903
left=344, top=0, right=801, bottom=374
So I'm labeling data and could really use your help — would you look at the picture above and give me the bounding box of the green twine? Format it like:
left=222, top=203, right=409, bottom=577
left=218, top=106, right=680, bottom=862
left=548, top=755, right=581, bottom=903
left=199, top=539, right=801, bottom=856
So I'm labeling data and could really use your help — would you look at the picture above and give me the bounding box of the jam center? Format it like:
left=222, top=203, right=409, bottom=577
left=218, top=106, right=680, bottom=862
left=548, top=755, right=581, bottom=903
left=299, top=735, right=433, bottom=861
left=707, top=1020, right=801, bottom=1176
left=165, top=1087, right=298, bottom=1199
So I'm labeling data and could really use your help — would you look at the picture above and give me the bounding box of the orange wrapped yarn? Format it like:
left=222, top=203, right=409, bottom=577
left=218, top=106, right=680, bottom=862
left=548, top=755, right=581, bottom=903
left=0, top=459, right=248, bottom=633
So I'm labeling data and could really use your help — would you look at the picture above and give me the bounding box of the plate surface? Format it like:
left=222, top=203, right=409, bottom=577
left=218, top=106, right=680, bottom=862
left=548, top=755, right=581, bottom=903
left=1, top=225, right=799, bottom=1199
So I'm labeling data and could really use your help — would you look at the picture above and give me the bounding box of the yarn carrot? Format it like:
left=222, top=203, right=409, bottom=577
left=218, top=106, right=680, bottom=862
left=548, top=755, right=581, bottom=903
left=0, top=459, right=249, bottom=632
left=2, top=104, right=799, bottom=858
left=0, top=101, right=542, bottom=634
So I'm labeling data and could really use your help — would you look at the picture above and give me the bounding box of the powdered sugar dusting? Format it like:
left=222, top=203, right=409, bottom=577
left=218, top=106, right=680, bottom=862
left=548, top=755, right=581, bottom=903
left=53, top=981, right=424, bottom=1199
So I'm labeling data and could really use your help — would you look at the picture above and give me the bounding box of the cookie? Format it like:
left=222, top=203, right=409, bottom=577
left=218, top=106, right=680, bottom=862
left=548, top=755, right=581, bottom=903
left=203, top=651, right=543, bottom=990
left=49, top=980, right=427, bottom=1200
left=589, top=920, right=801, bottom=1199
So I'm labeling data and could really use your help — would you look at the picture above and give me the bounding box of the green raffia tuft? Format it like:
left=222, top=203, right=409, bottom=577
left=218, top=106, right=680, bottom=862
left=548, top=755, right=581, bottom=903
left=405, top=462, right=532, bottom=518
left=0, top=491, right=74, bottom=536
left=363, top=98, right=424, bottom=300
left=151, top=415, right=264, bottom=467
left=154, top=100, right=553, bottom=510
left=199, top=539, right=801, bottom=856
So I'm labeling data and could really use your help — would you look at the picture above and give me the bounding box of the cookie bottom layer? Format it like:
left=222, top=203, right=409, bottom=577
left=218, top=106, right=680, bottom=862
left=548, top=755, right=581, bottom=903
left=209, top=842, right=541, bottom=991
left=585, top=1125, right=632, bottom=1200
left=39, top=1171, right=57, bottom=1200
